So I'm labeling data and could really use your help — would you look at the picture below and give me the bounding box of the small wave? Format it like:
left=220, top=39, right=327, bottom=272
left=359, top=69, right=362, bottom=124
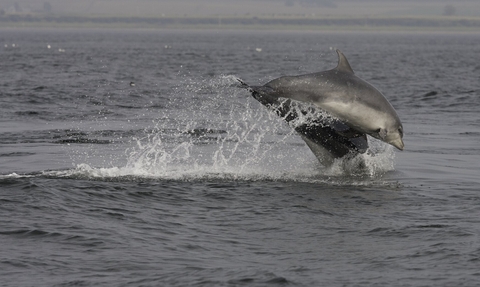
left=0, top=228, right=62, bottom=238
left=0, top=227, right=106, bottom=249
left=0, top=152, right=36, bottom=157
left=0, top=172, right=35, bottom=180
left=14, top=111, right=41, bottom=116
left=228, top=275, right=290, bottom=286
left=53, top=138, right=112, bottom=144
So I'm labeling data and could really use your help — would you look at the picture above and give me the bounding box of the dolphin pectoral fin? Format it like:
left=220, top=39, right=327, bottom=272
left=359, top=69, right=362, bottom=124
left=301, top=135, right=335, bottom=166
left=350, top=134, right=369, bottom=152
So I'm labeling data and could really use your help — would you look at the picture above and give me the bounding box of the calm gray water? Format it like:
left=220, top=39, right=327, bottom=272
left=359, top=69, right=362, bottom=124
left=1, top=29, right=479, bottom=286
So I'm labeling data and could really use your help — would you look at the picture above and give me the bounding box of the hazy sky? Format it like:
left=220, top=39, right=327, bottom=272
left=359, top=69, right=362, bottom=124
left=1, top=0, right=479, bottom=18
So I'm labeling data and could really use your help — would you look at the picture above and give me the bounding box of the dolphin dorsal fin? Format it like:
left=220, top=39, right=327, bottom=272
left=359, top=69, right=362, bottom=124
left=335, top=49, right=354, bottom=74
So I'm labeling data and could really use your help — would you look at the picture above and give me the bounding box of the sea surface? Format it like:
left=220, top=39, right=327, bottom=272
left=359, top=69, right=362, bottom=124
left=1, top=28, right=479, bottom=286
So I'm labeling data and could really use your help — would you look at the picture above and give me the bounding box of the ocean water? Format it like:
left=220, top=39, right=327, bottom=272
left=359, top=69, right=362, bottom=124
left=1, top=29, right=479, bottom=286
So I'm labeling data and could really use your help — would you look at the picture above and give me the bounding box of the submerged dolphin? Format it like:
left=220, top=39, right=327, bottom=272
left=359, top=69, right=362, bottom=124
left=239, top=49, right=404, bottom=165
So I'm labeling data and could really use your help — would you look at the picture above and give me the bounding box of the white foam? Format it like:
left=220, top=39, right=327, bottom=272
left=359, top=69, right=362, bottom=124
left=326, top=137, right=396, bottom=177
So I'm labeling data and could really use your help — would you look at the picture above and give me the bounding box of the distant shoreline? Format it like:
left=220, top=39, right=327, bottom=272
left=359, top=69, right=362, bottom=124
left=1, top=14, right=480, bottom=32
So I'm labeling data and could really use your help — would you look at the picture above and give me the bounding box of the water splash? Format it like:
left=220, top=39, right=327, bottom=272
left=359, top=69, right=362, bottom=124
left=59, top=75, right=396, bottom=182
left=326, top=138, right=396, bottom=177
left=118, top=75, right=315, bottom=180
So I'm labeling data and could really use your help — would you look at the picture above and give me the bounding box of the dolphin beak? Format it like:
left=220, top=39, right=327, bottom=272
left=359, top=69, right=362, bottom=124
left=390, top=139, right=404, bottom=151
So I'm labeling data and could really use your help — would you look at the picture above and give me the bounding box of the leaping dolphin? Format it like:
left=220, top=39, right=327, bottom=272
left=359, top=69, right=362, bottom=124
left=239, top=49, right=404, bottom=165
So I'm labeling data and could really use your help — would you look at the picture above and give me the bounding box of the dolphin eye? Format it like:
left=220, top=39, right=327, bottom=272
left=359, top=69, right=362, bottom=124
left=398, top=127, right=403, bottom=137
